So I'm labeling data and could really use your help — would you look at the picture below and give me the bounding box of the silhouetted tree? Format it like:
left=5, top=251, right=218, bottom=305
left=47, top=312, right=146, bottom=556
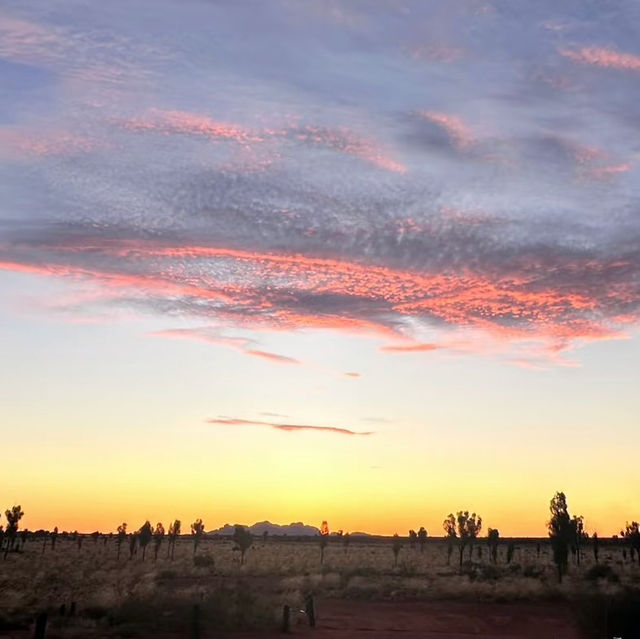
left=168, top=519, right=181, bottom=559
left=548, top=491, right=572, bottom=582
left=408, top=529, right=417, bottom=549
left=621, top=522, right=640, bottom=562
left=343, top=532, right=350, bottom=554
left=153, top=523, right=165, bottom=561
left=138, top=521, right=152, bottom=561
left=443, top=511, right=482, bottom=568
left=191, top=519, right=205, bottom=556
left=443, top=514, right=456, bottom=565
left=116, top=523, right=127, bottom=560
left=91, top=531, right=100, bottom=545
left=319, top=520, right=329, bottom=564
left=570, top=515, right=587, bottom=566
left=51, top=527, right=58, bottom=550
left=506, top=541, right=515, bottom=564
left=233, top=525, right=253, bottom=565
left=4, top=505, right=24, bottom=558
left=129, top=532, right=138, bottom=559
left=418, top=527, right=428, bottom=553
left=392, top=533, right=402, bottom=567
left=487, top=528, right=500, bottom=564
left=592, top=532, right=599, bottom=564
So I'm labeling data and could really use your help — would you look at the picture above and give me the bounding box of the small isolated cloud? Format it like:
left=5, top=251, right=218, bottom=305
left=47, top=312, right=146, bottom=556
left=344, top=372, right=360, bottom=378
left=244, top=349, right=300, bottom=364
left=380, top=342, right=438, bottom=353
left=206, top=417, right=373, bottom=436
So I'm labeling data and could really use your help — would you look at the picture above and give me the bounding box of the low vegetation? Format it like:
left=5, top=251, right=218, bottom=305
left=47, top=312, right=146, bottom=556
left=0, top=493, right=639, bottom=636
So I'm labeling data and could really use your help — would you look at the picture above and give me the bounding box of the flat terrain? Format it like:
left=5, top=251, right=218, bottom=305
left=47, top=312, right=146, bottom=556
left=231, top=599, right=585, bottom=639
left=1, top=535, right=637, bottom=638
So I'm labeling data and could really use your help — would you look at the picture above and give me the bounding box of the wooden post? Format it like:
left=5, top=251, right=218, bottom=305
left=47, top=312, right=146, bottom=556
left=190, top=603, right=200, bottom=639
left=282, top=604, right=290, bottom=633
left=305, top=595, right=316, bottom=628
left=34, top=612, right=47, bottom=639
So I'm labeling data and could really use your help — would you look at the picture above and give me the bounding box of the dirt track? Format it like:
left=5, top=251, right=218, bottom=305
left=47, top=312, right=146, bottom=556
left=230, top=599, right=586, bottom=639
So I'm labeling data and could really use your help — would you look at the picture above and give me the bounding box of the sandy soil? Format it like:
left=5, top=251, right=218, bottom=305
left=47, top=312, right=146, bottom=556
left=229, top=599, right=586, bottom=639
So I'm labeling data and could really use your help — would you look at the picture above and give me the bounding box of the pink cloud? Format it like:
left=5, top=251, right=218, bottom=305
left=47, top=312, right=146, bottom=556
left=1, top=238, right=635, bottom=364
left=380, top=342, right=438, bottom=353
left=206, top=417, right=373, bottom=436
left=119, top=110, right=406, bottom=173
left=344, top=372, right=360, bottom=378
left=419, top=111, right=474, bottom=149
left=561, top=47, right=640, bottom=72
left=150, top=328, right=299, bottom=364
left=244, top=349, right=300, bottom=364
left=0, top=127, right=99, bottom=159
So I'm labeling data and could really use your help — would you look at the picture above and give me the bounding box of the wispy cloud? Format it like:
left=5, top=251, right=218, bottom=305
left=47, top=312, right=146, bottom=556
left=205, top=417, right=373, bottom=436
left=244, top=350, right=300, bottom=364
left=150, top=328, right=299, bottom=364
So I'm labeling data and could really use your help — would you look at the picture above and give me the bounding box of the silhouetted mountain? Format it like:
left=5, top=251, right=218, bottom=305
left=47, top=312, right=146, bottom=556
left=208, top=521, right=321, bottom=536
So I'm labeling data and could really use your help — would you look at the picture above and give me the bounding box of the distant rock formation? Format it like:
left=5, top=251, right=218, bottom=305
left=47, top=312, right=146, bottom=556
left=208, top=521, right=321, bottom=536
left=208, top=521, right=374, bottom=537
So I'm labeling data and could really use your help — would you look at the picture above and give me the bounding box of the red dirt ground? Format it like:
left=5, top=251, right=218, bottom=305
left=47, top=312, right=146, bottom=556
left=229, top=599, right=586, bottom=639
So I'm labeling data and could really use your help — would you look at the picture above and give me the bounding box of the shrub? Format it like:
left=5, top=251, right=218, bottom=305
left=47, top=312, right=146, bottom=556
left=585, top=564, right=619, bottom=583
left=522, top=564, right=544, bottom=578
left=193, top=553, right=215, bottom=569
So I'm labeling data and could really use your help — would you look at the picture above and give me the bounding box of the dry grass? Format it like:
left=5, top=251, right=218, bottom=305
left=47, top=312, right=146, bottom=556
left=0, top=536, right=638, bottom=636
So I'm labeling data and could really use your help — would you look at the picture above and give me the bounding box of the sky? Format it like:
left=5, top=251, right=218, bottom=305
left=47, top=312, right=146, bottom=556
left=1, top=0, right=639, bottom=537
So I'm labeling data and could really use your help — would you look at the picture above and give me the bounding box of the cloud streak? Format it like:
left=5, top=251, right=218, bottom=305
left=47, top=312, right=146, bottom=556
left=205, top=417, right=373, bottom=436
left=561, top=47, right=640, bottom=72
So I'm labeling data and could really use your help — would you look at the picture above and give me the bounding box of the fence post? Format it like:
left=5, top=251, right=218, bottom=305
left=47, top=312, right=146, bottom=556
left=305, top=595, right=316, bottom=628
left=282, top=604, right=290, bottom=633
left=34, top=612, right=47, bottom=639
